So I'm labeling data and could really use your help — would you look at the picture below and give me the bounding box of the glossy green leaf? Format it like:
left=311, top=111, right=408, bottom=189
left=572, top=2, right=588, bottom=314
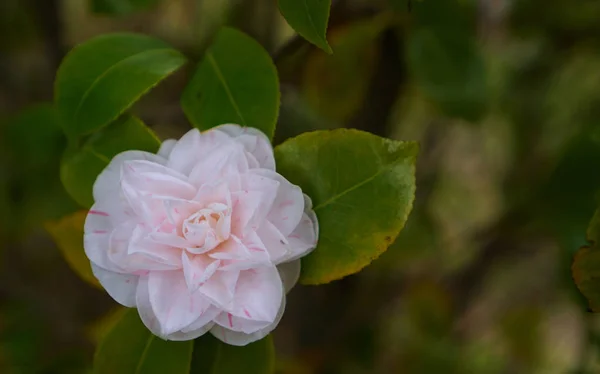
left=181, top=27, right=280, bottom=140
left=92, top=0, right=160, bottom=15
left=572, top=209, right=600, bottom=311
left=274, top=129, right=418, bottom=284
left=94, top=308, right=193, bottom=374
left=60, top=116, right=160, bottom=208
left=190, top=333, right=275, bottom=374
left=278, top=0, right=333, bottom=54
left=55, top=33, right=186, bottom=138
left=44, top=211, right=101, bottom=289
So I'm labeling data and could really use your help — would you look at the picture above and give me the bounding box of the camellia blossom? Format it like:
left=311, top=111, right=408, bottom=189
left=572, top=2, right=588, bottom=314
left=84, top=124, right=319, bottom=346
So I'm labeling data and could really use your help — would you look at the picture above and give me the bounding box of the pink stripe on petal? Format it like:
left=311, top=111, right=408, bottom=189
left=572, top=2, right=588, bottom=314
left=279, top=200, right=294, bottom=208
left=221, top=326, right=228, bottom=343
left=243, top=308, right=252, bottom=318
left=93, top=230, right=108, bottom=234
left=228, top=313, right=233, bottom=328
left=89, top=210, right=109, bottom=216
left=289, top=234, right=300, bottom=239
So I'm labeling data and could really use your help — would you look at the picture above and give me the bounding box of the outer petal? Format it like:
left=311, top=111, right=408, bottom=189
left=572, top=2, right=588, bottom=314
left=147, top=271, right=214, bottom=336
left=277, top=259, right=301, bottom=293
left=253, top=169, right=304, bottom=236
left=214, top=124, right=275, bottom=170
left=187, top=143, right=249, bottom=187
left=136, top=275, right=164, bottom=337
left=91, top=263, right=138, bottom=307
left=84, top=200, right=129, bottom=273
left=157, top=139, right=176, bottom=158
left=225, top=266, right=282, bottom=323
left=93, top=150, right=166, bottom=203
left=167, top=128, right=231, bottom=175
left=210, top=294, right=286, bottom=346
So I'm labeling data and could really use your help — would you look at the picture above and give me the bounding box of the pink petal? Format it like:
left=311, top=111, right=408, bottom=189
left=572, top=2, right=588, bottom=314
left=147, top=271, right=213, bottom=336
left=214, top=124, right=275, bottom=170
left=252, top=169, right=304, bottom=236
left=256, top=221, right=292, bottom=264
left=121, top=160, right=196, bottom=200
left=167, top=305, right=221, bottom=341
left=227, top=266, right=282, bottom=323
left=107, top=223, right=182, bottom=272
left=84, top=201, right=126, bottom=273
left=210, top=293, right=286, bottom=346
left=198, top=268, right=240, bottom=308
left=182, top=252, right=221, bottom=292
left=91, top=263, right=138, bottom=307
left=93, top=150, right=166, bottom=203
left=277, top=259, right=301, bottom=293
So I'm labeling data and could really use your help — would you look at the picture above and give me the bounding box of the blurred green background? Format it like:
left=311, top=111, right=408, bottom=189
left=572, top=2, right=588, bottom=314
left=2, top=0, right=600, bottom=373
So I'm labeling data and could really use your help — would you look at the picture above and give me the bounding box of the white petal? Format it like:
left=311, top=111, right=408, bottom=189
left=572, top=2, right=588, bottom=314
left=147, top=271, right=214, bottom=336
left=277, top=259, right=301, bottom=293
left=157, top=139, right=177, bottom=158
left=210, top=293, right=286, bottom=346
left=252, top=169, right=304, bottom=236
left=91, top=263, right=138, bottom=307
left=93, top=150, right=166, bottom=203
left=214, top=124, right=275, bottom=170
left=136, top=275, right=164, bottom=337
left=167, top=128, right=230, bottom=175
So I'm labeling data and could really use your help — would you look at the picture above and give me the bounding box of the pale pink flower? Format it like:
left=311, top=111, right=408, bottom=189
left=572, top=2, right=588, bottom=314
left=84, top=125, right=318, bottom=345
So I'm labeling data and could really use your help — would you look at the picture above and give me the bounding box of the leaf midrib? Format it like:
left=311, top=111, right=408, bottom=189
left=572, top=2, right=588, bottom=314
left=207, top=52, right=248, bottom=126
left=302, top=0, right=329, bottom=48
left=72, top=48, right=174, bottom=125
left=313, top=161, right=395, bottom=211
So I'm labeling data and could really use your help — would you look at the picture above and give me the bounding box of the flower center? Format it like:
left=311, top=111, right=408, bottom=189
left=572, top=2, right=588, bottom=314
left=182, top=202, right=231, bottom=253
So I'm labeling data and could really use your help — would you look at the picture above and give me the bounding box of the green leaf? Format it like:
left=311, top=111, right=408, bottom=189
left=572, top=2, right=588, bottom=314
left=274, top=129, right=418, bottom=284
left=55, top=33, right=186, bottom=138
left=191, top=333, right=275, bottom=374
left=278, top=0, right=333, bottom=54
left=91, top=0, right=160, bottom=15
left=60, top=115, right=160, bottom=208
left=94, top=309, right=193, bottom=374
left=181, top=27, right=280, bottom=140
left=44, top=211, right=101, bottom=289
left=572, top=209, right=600, bottom=311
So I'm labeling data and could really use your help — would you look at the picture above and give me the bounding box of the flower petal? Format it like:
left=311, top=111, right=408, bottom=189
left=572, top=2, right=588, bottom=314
left=157, top=139, right=177, bottom=158
left=93, top=150, right=166, bottom=203
left=147, top=270, right=214, bottom=336
left=277, top=259, right=301, bottom=293
left=91, top=263, right=138, bottom=307
left=214, top=124, right=275, bottom=170
left=228, top=266, right=282, bottom=323
left=182, top=252, right=221, bottom=292
left=198, top=268, right=240, bottom=308
left=167, top=128, right=231, bottom=175
left=210, top=293, right=286, bottom=346
left=187, top=143, right=249, bottom=187
left=252, top=170, right=304, bottom=236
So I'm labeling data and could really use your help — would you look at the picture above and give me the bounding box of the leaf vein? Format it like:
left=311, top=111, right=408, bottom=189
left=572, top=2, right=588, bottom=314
left=313, top=164, right=391, bottom=211
left=207, top=52, right=248, bottom=126
left=72, top=48, right=173, bottom=125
